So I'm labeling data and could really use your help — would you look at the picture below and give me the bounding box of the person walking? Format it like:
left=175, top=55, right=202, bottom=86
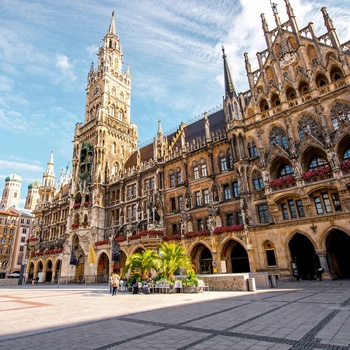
left=112, top=272, right=120, bottom=296
left=109, top=273, right=114, bottom=294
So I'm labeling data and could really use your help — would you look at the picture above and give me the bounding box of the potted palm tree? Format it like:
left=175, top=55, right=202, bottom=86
left=157, top=242, right=192, bottom=280
left=123, top=249, right=160, bottom=280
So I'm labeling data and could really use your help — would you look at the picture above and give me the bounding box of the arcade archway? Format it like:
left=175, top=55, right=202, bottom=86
left=289, top=233, right=316, bottom=280
left=326, top=230, right=350, bottom=279
left=45, top=260, right=53, bottom=282
left=190, top=244, right=213, bottom=274
left=97, top=252, right=109, bottom=282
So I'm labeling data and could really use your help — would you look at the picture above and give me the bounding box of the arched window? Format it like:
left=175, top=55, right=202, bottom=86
left=264, top=241, right=277, bottom=266
left=315, top=73, right=328, bottom=87
left=260, top=99, right=269, bottom=111
left=308, top=156, right=328, bottom=171
left=330, top=67, right=343, bottom=82
left=344, top=147, right=350, bottom=160
left=247, top=140, right=258, bottom=158
left=286, top=87, right=297, bottom=100
left=298, top=81, right=309, bottom=95
left=269, top=126, right=288, bottom=149
left=271, top=93, right=281, bottom=107
left=279, top=164, right=294, bottom=178
left=109, top=106, right=115, bottom=117
left=298, top=115, right=319, bottom=140
left=331, top=103, right=350, bottom=131
left=252, top=171, right=264, bottom=190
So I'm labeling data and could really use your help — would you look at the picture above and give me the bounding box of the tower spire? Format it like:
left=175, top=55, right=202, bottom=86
left=222, top=47, right=236, bottom=99
left=108, top=11, right=116, bottom=35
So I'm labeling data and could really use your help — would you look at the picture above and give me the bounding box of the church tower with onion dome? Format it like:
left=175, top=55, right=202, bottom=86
left=0, top=174, right=22, bottom=209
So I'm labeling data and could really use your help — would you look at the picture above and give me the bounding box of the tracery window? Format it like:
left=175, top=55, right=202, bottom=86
left=248, top=140, right=258, bottom=158
left=279, top=164, right=294, bottom=178
left=298, top=115, right=319, bottom=140
left=252, top=171, right=264, bottom=190
left=269, top=126, right=288, bottom=149
left=308, top=156, right=328, bottom=171
left=331, top=103, right=350, bottom=131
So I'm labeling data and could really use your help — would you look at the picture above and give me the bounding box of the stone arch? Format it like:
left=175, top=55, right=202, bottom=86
left=298, top=80, right=310, bottom=95
left=329, top=65, right=344, bottom=82
left=325, top=229, right=350, bottom=278
left=44, top=258, right=54, bottom=283
left=188, top=242, right=213, bottom=274
left=288, top=232, right=317, bottom=280
left=220, top=239, right=250, bottom=273
left=315, top=72, right=329, bottom=87
left=286, top=86, right=297, bottom=100
left=96, top=251, right=110, bottom=283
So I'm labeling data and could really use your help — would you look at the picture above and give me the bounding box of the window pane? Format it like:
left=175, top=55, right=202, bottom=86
left=314, top=196, right=323, bottom=214
left=281, top=203, right=289, bottom=220
left=288, top=200, right=297, bottom=218
left=266, top=250, right=277, bottom=266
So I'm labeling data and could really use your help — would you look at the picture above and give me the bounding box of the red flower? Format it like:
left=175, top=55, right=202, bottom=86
left=116, top=237, right=126, bottom=242
left=73, top=203, right=81, bottom=208
left=213, top=225, right=244, bottom=234
left=95, top=240, right=109, bottom=246
left=163, top=234, right=182, bottom=241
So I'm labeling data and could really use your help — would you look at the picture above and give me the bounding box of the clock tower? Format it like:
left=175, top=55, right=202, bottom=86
left=70, top=11, right=138, bottom=243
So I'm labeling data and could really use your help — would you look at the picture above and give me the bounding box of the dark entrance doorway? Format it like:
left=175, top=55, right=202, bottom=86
left=326, top=230, right=350, bottom=279
left=200, top=247, right=213, bottom=274
left=289, top=233, right=316, bottom=280
left=231, top=243, right=250, bottom=273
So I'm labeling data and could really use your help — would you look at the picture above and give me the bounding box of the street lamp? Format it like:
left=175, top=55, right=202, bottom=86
left=57, top=253, right=63, bottom=288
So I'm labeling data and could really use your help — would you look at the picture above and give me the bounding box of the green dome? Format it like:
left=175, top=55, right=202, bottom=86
left=5, top=174, right=22, bottom=183
left=28, top=181, right=41, bottom=189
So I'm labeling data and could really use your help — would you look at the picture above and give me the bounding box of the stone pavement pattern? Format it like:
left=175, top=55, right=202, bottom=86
left=0, top=280, right=349, bottom=350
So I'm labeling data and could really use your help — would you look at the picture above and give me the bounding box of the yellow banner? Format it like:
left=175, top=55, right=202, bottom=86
left=88, top=242, right=96, bottom=264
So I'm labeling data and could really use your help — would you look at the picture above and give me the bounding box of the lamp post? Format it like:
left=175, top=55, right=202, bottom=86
left=57, top=253, right=63, bottom=288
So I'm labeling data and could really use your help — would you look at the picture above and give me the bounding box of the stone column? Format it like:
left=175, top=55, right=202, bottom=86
left=315, top=249, right=332, bottom=280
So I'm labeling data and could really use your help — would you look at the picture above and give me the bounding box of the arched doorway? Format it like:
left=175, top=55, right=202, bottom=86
left=75, top=256, right=85, bottom=283
left=231, top=243, right=250, bottom=273
left=190, top=244, right=213, bottom=274
left=37, top=261, right=43, bottom=282
left=326, top=230, right=350, bottom=279
left=97, top=252, right=109, bottom=282
left=45, top=260, right=53, bottom=282
left=289, top=233, right=316, bottom=280
left=200, top=247, right=213, bottom=274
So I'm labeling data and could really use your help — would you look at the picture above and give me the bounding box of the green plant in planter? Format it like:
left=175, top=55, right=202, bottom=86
left=181, top=269, right=199, bottom=287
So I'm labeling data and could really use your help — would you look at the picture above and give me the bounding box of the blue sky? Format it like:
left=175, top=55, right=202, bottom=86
left=0, top=0, right=349, bottom=206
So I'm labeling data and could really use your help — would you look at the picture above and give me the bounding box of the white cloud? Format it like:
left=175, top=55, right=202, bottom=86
left=0, top=160, right=43, bottom=173
left=55, top=54, right=77, bottom=81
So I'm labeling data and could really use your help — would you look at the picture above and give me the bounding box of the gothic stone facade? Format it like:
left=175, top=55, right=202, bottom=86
left=27, top=2, right=350, bottom=283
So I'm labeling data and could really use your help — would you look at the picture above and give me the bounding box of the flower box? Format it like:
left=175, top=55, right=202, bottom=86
left=54, top=248, right=62, bottom=253
left=72, top=223, right=79, bottom=228
left=95, top=239, right=109, bottom=246
left=213, top=225, right=244, bottom=234
left=269, top=175, right=295, bottom=189
left=302, top=167, right=332, bottom=182
left=35, top=252, right=44, bottom=256
left=116, top=237, right=127, bottom=242
left=84, top=202, right=89, bottom=206
left=73, top=203, right=81, bottom=209
left=26, top=237, right=38, bottom=243
left=185, top=230, right=210, bottom=238
left=163, top=234, right=182, bottom=241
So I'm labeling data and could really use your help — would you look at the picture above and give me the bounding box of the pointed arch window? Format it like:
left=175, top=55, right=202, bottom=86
left=264, top=241, right=277, bottom=266
left=309, top=156, right=328, bottom=171
left=252, top=171, right=264, bottom=190
left=331, top=103, right=350, bottom=131
left=298, top=115, right=319, bottom=140
left=344, top=147, right=350, bottom=160
left=279, top=164, right=294, bottom=178
left=247, top=140, right=258, bottom=158
left=269, top=126, right=288, bottom=149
